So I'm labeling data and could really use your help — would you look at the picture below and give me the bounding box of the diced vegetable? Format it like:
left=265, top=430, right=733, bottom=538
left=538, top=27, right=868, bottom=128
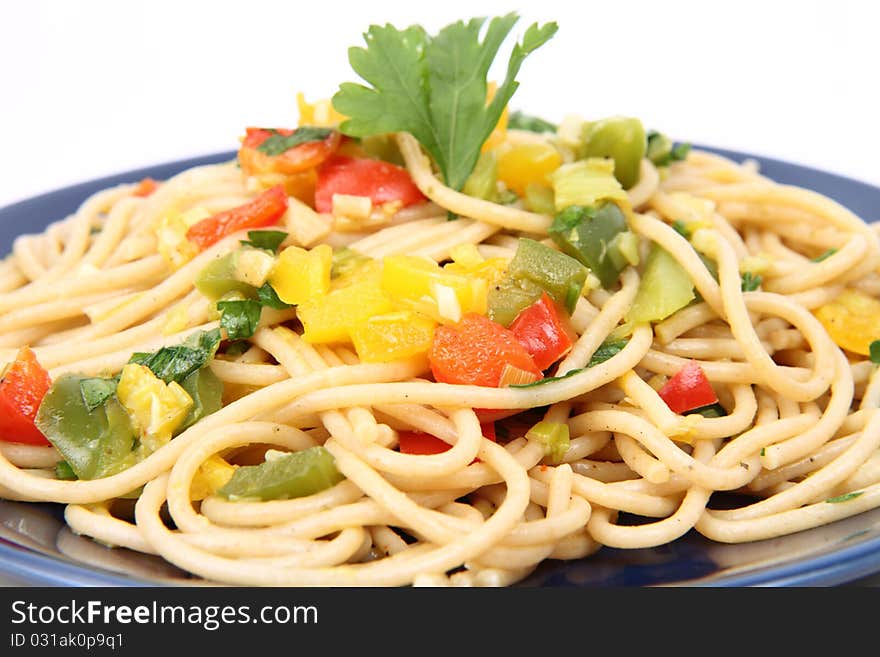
left=496, top=142, right=562, bottom=196
left=186, top=185, right=289, bottom=251
left=549, top=158, right=628, bottom=212
left=331, top=247, right=372, bottom=280
left=190, top=455, right=237, bottom=501
left=155, top=206, right=211, bottom=270
left=297, top=275, right=394, bottom=344
left=267, top=244, right=333, bottom=306
left=504, top=238, right=588, bottom=315
left=397, top=423, right=496, bottom=455
left=645, top=130, right=691, bottom=167
left=314, top=156, right=425, bottom=214
left=815, top=289, right=880, bottom=356
left=218, top=446, right=344, bottom=501
left=463, top=151, right=499, bottom=202
left=116, top=364, right=193, bottom=450
left=487, top=275, right=546, bottom=327
left=194, top=252, right=258, bottom=301
left=625, top=243, right=695, bottom=324
left=132, top=178, right=159, bottom=197
left=509, top=293, right=575, bottom=370
left=525, top=420, right=569, bottom=463
left=657, top=361, right=719, bottom=414
left=177, top=367, right=223, bottom=432
left=429, top=313, right=541, bottom=387
left=381, top=255, right=488, bottom=321
left=581, top=117, right=646, bottom=189
left=240, top=230, right=288, bottom=252
left=523, top=183, right=556, bottom=215
left=548, top=202, right=631, bottom=289
left=238, top=127, right=341, bottom=176
left=35, top=374, right=137, bottom=479
left=350, top=310, right=436, bottom=363
left=55, top=460, right=77, bottom=480
left=332, top=14, right=558, bottom=191
left=0, top=347, right=52, bottom=446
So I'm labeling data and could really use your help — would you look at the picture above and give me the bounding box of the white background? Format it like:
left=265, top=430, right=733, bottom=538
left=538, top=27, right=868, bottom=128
left=1, top=0, right=878, bottom=209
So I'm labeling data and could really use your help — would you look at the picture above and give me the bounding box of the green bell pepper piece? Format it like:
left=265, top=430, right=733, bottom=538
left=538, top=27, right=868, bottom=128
left=177, top=367, right=223, bottom=433
left=463, top=151, right=499, bottom=203
left=625, top=243, right=695, bottom=324
left=35, top=374, right=137, bottom=480
left=218, top=446, right=345, bottom=501
left=194, top=252, right=257, bottom=301
left=581, top=117, right=646, bottom=189
left=549, top=202, right=630, bottom=289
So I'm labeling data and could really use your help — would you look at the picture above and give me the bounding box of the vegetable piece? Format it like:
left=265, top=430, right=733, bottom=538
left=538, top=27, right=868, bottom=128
left=382, top=255, right=488, bottom=321
left=314, top=156, right=425, bottom=214
left=507, top=110, right=557, bottom=134
left=55, top=461, right=77, bottom=480
left=194, top=252, right=258, bottom=301
left=0, top=347, right=52, bottom=445
left=812, top=248, right=837, bottom=263
left=35, top=374, right=137, bottom=479
left=297, top=275, right=394, bottom=344
left=870, top=340, right=880, bottom=364
left=549, top=158, right=628, bottom=211
left=429, top=313, right=541, bottom=387
left=487, top=276, right=546, bottom=327
left=129, top=329, right=222, bottom=385
left=814, top=289, right=880, bottom=356
left=116, top=364, right=193, bottom=450
left=217, top=299, right=262, bottom=340
left=588, top=339, right=629, bottom=367
left=350, top=311, right=436, bottom=363
left=238, top=127, right=341, bottom=175
left=580, top=117, right=646, bottom=189
left=525, top=420, right=569, bottom=464
left=504, top=238, right=588, bottom=314
left=688, top=402, right=727, bottom=418
left=267, top=244, right=333, bottom=306
left=256, top=283, right=292, bottom=310
left=398, top=423, right=496, bottom=455
left=524, top=182, right=555, bottom=214
left=332, top=13, right=558, bottom=191
left=463, top=151, right=499, bottom=202
left=741, top=271, right=762, bottom=291
left=218, top=446, right=344, bottom=501
left=331, top=247, right=372, bottom=280
left=548, top=202, right=630, bottom=289
left=625, top=243, right=695, bottom=324
left=657, top=361, right=719, bottom=414
left=79, top=377, right=118, bottom=412
left=190, top=455, right=237, bottom=501
left=132, top=177, right=159, bottom=197
left=496, top=142, right=562, bottom=196
left=645, top=131, right=691, bottom=167
left=177, top=367, right=223, bottom=432
left=509, top=293, right=576, bottom=370
left=186, top=185, right=289, bottom=251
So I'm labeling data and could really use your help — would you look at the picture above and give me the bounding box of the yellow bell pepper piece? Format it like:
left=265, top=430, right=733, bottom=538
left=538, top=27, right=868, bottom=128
left=381, top=255, right=488, bottom=321
left=297, top=276, right=394, bottom=344
left=268, top=244, right=332, bottom=306
left=350, top=310, right=436, bottom=363
left=815, top=289, right=880, bottom=356
left=496, top=142, right=562, bottom=197
left=190, top=455, right=237, bottom=501
left=116, top=363, right=193, bottom=452
left=297, top=92, right=347, bottom=127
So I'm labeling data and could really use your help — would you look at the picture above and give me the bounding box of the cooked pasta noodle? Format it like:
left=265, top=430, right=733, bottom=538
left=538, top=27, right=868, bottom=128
left=1, top=66, right=879, bottom=587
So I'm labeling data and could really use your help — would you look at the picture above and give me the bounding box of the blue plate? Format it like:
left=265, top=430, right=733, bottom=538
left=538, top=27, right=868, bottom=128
left=1, top=148, right=879, bottom=587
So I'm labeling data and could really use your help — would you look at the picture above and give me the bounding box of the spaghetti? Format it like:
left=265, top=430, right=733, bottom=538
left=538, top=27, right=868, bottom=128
left=1, top=19, right=880, bottom=587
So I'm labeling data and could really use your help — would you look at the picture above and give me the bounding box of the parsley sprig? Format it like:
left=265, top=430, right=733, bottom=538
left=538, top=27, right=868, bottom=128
left=332, top=13, right=557, bottom=191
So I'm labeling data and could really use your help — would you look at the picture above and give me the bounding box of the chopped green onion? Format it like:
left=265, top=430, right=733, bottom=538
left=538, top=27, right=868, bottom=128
left=525, top=420, right=570, bottom=464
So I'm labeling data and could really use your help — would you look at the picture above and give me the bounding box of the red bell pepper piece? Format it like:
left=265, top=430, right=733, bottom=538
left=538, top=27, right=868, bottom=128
left=398, top=423, right=496, bottom=456
left=186, top=184, right=288, bottom=250
left=314, top=156, right=426, bottom=214
left=509, top=292, right=577, bottom=370
left=0, top=347, right=52, bottom=446
left=429, top=313, right=542, bottom=388
left=239, top=127, right=342, bottom=175
left=657, top=360, right=719, bottom=414
left=131, top=178, right=159, bottom=197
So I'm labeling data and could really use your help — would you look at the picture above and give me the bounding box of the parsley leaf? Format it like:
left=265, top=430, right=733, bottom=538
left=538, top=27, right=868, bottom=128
left=588, top=339, right=629, bottom=367
left=256, top=282, right=292, bottom=310
left=79, top=377, right=119, bottom=412
left=240, top=230, right=288, bottom=252
left=332, top=14, right=557, bottom=191
left=812, top=248, right=837, bottom=263
left=129, top=329, right=222, bottom=384
left=507, top=110, right=557, bottom=134
left=217, top=300, right=262, bottom=340
left=870, top=340, right=880, bottom=364
left=826, top=491, right=864, bottom=503
left=257, top=127, right=333, bottom=156
left=741, top=271, right=762, bottom=291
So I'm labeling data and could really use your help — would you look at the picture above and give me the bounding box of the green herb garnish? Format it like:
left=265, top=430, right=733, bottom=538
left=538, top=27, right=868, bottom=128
left=870, top=340, right=880, bottom=364
left=741, top=271, right=762, bottom=292
left=508, top=110, right=557, bottom=134
left=79, top=377, right=119, bottom=413
left=812, top=248, right=838, bottom=263
left=129, top=329, right=222, bottom=384
left=240, top=230, right=288, bottom=252
left=826, top=491, right=864, bottom=504
left=332, top=13, right=558, bottom=191
left=256, top=282, right=292, bottom=310
left=257, top=127, right=332, bottom=156
left=217, top=300, right=262, bottom=341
